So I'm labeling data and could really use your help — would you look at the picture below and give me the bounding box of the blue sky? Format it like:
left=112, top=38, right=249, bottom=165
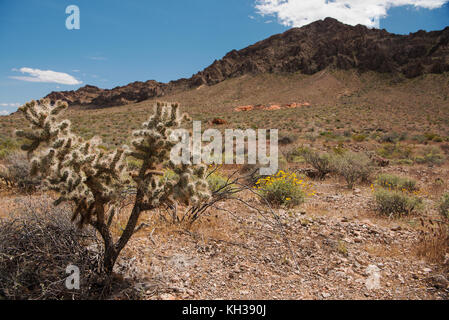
left=1, top=0, right=448, bottom=114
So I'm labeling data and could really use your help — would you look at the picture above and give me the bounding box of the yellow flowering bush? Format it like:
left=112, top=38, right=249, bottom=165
left=255, top=170, right=315, bottom=207
left=376, top=173, right=418, bottom=192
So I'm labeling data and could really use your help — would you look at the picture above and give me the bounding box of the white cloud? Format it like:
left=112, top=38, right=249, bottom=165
left=10, top=67, right=82, bottom=85
left=255, top=0, right=449, bottom=28
left=0, top=103, right=20, bottom=107
left=0, top=110, right=10, bottom=116
left=89, top=56, right=107, bottom=61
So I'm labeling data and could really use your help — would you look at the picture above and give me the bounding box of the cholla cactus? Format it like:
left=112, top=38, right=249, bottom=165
left=17, top=99, right=210, bottom=273
left=128, top=101, right=210, bottom=208
left=17, top=99, right=126, bottom=227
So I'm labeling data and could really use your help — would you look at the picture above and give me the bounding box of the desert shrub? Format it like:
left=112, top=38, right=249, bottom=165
left=300, top=148, right=334, bottom=180
left=376, top=173, right=418, bottom=192
left=332, top=143, right=346, bottom=155
left=126, top=157, right=142, bottom=171
left=0, top=196, right=104, bottom=300
left=412, top=135, right=427, bottom=144
left=320, top=131, right=338, bottom=140
left=414, top=146, right=445, bottom=165
left=439, top=193, right=449, bottom=219
left=239, top=162, right=268, bottom=187
left=15, top=100, right=211, bottom=274
left=3, top=152, right=40, bottom=192
left=424, top=132, right=442, bottom=142
left=0, top=137, right=20, bottom=160
left=256, top=171, right=313, bottom=207
left=352, top=134, right=367, bottom=142
left=377, top=143, right=413, bottom=160
left=284, top=146, right=306, bottom=163
left=278, top=134, right=297, bottom=145
left=207, top=172, right=229, bottom=193
left=333, top=152, right=373, bottom=189
left=380, top=132, right=408, bottom=143
left=374, top=188, right=422, bottom=216
left=440, top=143, right=449, bottom=155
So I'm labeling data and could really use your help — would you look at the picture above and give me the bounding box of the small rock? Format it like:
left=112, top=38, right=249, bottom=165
left=160, top=293, right=176, bottom=300
left=354, top=237, right=363, bottom=243
left=365, top=265, right=381, bottom=290
left=427, top=275, right=449, bottom=289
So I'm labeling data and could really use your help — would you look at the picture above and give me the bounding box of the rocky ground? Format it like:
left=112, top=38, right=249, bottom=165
left=110, top=166, right=449, bottom=300
left=1, top=163, right=448, bottom=300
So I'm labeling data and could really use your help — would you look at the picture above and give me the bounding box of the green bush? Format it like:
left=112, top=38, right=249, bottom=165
left=414, top=146, right=445, bottom=165
left=0, top=137, right=20, bottom=160
left=374, top=189, right=422, bottom=216
left=376, top=173, right=418, bottom=192
left=207, top=172, right=229, bottom=193
left=439, top=193, right=449, bottom=219
left=333, top=152, right=373, bottom=188
left=424, top=132, right=440, bottom=141
left=126, top=157, right=142, bottom=171
left=377, top=143, right=413, bottom=160
left=352, top=134, right=367, bottom=142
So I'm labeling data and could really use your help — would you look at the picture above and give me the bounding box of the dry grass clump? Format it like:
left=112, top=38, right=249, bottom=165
left=439, top=193, right=449, bottom=219
left=3, top=152, right=40, bottom=193
left=415, top=219, right=449, bottom=266
left=0, top=196, right=104, bottom=300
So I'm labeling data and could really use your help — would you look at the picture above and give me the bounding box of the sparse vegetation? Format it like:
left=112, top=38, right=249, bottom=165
left=376, top=173, right=418, bottom=192
left=3, top=152, right=40, bottom=192
left=0, top=69, right=448, bottom=300
left=0, top=136, right=20, bottom=160
left=300, top=148, right=334, bottom=180
left=374, top=188, right=422, bottom=216
left=439, top=193, right=449, bottom=219
left=415, top=146, right=445, bottom=166
left=0, top=196, right=103, bottom=300
left=377, top=143, right=413, bottom=161
left=206, top=171, right=229, bottom=193
left=332, top=152, right=373, bottom=189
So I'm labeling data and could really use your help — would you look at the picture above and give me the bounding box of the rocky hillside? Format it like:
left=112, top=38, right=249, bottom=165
left=45, top=17, right=449, bottom=108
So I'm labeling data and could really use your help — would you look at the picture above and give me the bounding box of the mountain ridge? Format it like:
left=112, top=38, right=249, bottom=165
left=45, top=17, right=449, bottom=108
